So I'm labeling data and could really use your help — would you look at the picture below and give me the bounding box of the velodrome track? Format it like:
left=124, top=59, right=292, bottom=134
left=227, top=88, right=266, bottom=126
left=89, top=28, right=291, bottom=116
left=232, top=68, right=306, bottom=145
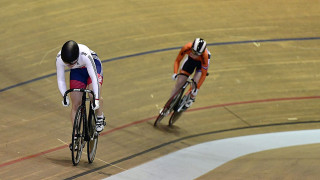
left=1, top=0, right=320, bottom=179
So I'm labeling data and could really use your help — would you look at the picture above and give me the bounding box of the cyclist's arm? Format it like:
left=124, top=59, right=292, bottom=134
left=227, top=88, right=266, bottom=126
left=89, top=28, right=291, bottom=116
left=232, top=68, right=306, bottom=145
left=197, top=50, right=210, bottom=89
left=56, top=58, right=67, bottom=97
left=84, top=54, right=100, bottom=100
left=174, top=43, right=191, bottom=74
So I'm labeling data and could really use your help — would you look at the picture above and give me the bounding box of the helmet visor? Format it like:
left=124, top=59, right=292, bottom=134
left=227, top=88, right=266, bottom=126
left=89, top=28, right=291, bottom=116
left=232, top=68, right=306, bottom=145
left=191, top=49, right=202, bottom=56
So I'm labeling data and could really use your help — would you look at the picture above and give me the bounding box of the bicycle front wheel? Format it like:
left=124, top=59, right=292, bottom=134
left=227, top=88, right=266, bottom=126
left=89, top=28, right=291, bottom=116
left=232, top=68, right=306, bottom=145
left=71, top=106, right=85, bottom=166
left=87, top=108, right=98, bottom=163
left=169, top=94, right=190, bottom=126
left=154, top=88, right=183, bottom=126
left=169, top=110, right=183, bottom=126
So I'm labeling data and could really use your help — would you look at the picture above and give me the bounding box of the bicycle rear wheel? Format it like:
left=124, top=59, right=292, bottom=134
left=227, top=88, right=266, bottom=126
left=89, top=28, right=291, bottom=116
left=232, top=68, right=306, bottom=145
left=71, top=106, right=85, bottom=166
left=87, top=108, right=98, bottom=163
left=154, top=88, right=184, bottom=126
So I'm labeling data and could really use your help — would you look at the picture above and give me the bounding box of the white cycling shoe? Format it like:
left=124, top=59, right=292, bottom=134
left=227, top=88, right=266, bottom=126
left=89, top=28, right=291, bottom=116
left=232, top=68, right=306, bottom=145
left=96, top=116, right=106, bottom=132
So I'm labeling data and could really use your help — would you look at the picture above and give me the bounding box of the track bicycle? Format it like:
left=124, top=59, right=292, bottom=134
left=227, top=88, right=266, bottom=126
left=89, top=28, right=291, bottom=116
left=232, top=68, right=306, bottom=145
left=63, top=89, right=99, bottom=166
left=154, top=74, right=197, bottom=126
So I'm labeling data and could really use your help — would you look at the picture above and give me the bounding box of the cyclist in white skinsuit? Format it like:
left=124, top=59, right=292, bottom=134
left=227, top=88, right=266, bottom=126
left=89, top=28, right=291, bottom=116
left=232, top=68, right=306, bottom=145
left=56, top=40, right=105, bottom=137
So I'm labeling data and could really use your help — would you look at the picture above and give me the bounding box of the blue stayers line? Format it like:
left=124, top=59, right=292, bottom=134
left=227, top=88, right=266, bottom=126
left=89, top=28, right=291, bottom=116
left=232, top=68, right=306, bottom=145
left=1, top=37, right=320, bottom=93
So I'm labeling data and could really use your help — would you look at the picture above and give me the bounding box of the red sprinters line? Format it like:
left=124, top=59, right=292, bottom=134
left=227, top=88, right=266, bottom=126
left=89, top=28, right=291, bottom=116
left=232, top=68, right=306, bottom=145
left=1, top=95, right=320, bottom=168
left=0, top=146, right=67, bottom=168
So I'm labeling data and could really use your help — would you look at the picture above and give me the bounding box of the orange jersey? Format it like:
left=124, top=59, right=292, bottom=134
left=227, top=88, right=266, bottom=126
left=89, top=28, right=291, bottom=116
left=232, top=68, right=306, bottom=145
left=174, top=42, right=210, bottom=89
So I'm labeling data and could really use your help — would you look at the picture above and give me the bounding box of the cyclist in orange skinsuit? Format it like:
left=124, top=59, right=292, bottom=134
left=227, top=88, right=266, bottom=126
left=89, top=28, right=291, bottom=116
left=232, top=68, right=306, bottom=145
left=170, top=38, right=211, bottom=109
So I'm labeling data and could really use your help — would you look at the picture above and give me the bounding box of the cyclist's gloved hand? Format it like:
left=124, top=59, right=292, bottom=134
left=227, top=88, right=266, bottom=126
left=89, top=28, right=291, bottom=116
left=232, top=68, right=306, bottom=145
left=92, top=99, right=100, bottom=110
left=172, top=73, right=178, bottom=81
left=191, top=89, right=198, bottom=98
left=62, top=96, right=70, bottom=107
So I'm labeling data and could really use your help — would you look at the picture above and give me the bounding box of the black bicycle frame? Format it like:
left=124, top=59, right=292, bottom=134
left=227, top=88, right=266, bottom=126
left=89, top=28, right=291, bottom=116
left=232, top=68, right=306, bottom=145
left=63, top=89, right=97, bottom=141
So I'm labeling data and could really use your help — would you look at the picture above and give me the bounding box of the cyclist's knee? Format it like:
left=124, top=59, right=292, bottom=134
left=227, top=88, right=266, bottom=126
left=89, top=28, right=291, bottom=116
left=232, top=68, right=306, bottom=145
left=176, top=77, right=187, bottom=87
left=70, top=97, right=82, bottom=109
left=72, top=102, right=81, bottom=110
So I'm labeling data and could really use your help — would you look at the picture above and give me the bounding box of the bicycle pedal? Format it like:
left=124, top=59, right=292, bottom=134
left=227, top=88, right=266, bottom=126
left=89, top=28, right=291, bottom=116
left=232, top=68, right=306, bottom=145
left=178, top=105, right=187, bottom=112
left=79, top=143, right=85, bottom=150
left=69, top=143, right=79, bottom=151
left=94, top=132, right=99, bottom=137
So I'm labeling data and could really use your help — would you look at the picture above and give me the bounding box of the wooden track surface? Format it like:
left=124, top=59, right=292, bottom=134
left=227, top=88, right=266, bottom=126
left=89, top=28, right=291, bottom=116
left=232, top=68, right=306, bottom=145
left=1, top=0, right=320, bottom=179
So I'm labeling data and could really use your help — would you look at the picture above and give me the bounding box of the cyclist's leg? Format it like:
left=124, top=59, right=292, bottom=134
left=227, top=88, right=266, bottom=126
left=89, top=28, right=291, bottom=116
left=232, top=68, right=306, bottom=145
left=87, top=56, right=105, bottom=132
left=70, top=68, right=88, bottom=125
left=87, top=80, right=103, bottom=116
left=87, top=56, right=104, bottom=117
left=170, top=72, right=188, bottom=97
left=87, top=80, right=105, bottom=132
left=185, top=71, right=202, bottom=93
left=190, top=53, right=210, bottom=94
left=170, top=56, right=197, bottom=97
left=70, top=93, right=82, bottom=124
left=188, top=61, right=202, bottom=95
left=193, top=70, right=202, bottom=83
left=187, top=70, right=201, bottom=94
left=183, top=62, right=202, bottom=108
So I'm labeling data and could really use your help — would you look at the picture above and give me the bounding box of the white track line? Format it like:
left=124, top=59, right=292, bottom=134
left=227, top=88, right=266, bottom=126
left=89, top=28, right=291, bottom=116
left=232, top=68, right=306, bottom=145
left=57, top=138, right=126, bottom=170
left=104, top=129, right=320, bottom=180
